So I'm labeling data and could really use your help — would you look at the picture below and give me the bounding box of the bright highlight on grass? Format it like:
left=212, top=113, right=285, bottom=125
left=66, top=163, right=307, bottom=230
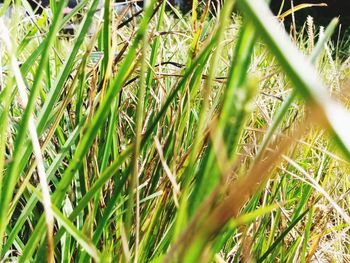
left=0, top=0, right=349, bottom=262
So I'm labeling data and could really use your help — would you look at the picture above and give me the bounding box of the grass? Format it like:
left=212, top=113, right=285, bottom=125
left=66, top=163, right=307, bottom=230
left=0, top=0, right=349, bottom=262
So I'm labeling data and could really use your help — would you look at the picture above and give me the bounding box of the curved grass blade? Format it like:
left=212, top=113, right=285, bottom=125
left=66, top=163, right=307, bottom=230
left=278, top=3, right=327, bottom=20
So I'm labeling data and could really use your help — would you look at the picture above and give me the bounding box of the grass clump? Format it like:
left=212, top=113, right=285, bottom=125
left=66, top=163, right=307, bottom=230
left=0, top=0, right=349, bottom=262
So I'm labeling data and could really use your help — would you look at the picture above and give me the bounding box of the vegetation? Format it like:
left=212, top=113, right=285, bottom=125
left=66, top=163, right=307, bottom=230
left=0, top=0, right=349, bottom=262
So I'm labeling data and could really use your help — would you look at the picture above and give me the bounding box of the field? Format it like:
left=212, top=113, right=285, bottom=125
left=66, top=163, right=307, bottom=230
left=0, top=0, right=350, bottom=262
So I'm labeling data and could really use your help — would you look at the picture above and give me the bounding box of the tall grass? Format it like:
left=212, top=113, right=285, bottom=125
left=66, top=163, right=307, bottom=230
left=0, top=0, right=349, bottom=262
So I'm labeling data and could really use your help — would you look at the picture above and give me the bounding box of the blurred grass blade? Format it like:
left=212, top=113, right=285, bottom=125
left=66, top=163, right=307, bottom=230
left=256, top=18, right=339, bottom=159
left=237, top=0, right=350, bottom=160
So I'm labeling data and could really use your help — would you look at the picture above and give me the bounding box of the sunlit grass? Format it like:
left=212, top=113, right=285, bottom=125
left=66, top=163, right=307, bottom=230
left=0, top=0, right=349, bottom=262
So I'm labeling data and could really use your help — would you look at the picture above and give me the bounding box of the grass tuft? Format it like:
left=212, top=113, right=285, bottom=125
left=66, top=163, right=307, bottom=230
left=0, top=0, right=349, bottom=262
